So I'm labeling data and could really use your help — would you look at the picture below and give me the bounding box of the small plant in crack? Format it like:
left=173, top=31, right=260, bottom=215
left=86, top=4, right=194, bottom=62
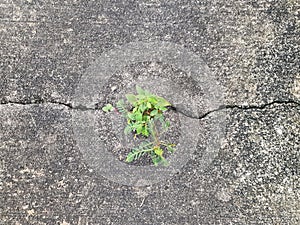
left=102, top=86, right=176, bottom=166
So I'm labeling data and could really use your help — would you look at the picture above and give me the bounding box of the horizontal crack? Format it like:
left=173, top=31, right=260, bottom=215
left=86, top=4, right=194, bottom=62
left=1, top=99, right=299, bottom=119
left=170, top=99, right=300, bottom=119
left=0, top=100, right=95, bottom=111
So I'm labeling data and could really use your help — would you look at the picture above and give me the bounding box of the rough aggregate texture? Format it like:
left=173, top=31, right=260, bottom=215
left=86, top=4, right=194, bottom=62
left=1, top=0, right=299, bottom=224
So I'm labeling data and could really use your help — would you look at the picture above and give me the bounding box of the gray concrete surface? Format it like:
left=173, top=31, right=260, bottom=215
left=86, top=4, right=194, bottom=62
left=1, top=0, right=299, bottom=224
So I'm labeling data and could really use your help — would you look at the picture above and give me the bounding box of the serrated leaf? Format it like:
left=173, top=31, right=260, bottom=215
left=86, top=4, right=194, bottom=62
left=148, top=96, right=158, bottom=104
left=135, top=112, right=143, bottom=121
left=138, top=103, right=147, bottom=112
left=116, top=86, right=174, bottom=166
left=157, top=114, right=165, bottom=124
left=126, top=94, right=137, bottom=104
left=136, top=86, right=145, bottom=96
left=102, top=103, right=114, bottom=112
left=151, top=154, right=164, bottom=166
left=152, top=157, right=160, bottom=166
left=136, top=124, right=143, bottom=134
left=142, top=127, right=149, bottom=136
left=127, top=112, right=135, bottom=120
left=117, top=99, right=124, bottom=106
left=116, top=99, right=127, bottom=115
left=146, top=102, right=152, bottom=108
left=154, top=147, right=163, bottom=157
left=165, top=121, right=170, bottom=127
left=167, top=145, right=175, bottom=153
left=157, top=97, right=171, bottom=107
left=150, top=109, right=158, bottom=117
left=140, top=141, right=152, bottom=149
left=126, top=144, right=151, bottom=163
left=161, top=120, right=170, bottom=130
left=126, top=152, right=135, bottom=162
left=144, top=90, right=152, bottom=96
left=160, top=107, right=168, bottom=112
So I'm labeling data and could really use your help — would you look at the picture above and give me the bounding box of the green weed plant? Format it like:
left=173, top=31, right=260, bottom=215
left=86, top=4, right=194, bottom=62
left=102, top=86, right=175, bottom=166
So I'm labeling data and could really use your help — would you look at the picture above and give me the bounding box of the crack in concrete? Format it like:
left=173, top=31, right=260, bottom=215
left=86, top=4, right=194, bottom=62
left=172, top=99, right=300, bottom=120
left=1, top=99, right=299, bottom=120
left=0, top=100, right=95, bottom=111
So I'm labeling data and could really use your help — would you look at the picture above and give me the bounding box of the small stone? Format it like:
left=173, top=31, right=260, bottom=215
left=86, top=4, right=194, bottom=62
left=274, top=126, right=283, bottom=135
left=22, top=205, right=29, bottom=210
left=111, top=86, right=118, bottom=92
left=27, top=209, right=35, bottom=215
left=60, top=220, right=70, bottom=225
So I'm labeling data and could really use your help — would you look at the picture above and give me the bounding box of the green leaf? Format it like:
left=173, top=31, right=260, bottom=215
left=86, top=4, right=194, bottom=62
left=157, top=115, right=165, bottom=124
left=140, top=141, right=152, bottom=149
left=148, top=96, right=158, bottom=104
left=165, top=121, right=170, bottom=127
left=114, top=86, right=174, bottom=166
left=144, top=89, right=152, bottom=96
left=142, top=127, right=149, bottom=136
left=116, top=100, right=127, bottom=115
left=102, top=103, right=114, bottom=112
left=162, top=120, right=170, bottom=130
left=167, top=144, right=175, bottom=153
left=125, top=143, right=152, bottom=163
left=154, top=147, right=163, bottom=157
left=146, top=102, right=152, bottom=109
left=136, top=86, right=145, bottom=96
left=126, top=94, right=137, bottom=104
left=160, top=107, right=168, bottom=112
left=150, top=109, right=158, bottom=117
left=151, top=156, right=160, bottom=166
left=136, top=124, right=143, bottom=134
left=126, top=151, right=136, bottom=163
left=157, top=97, right=171, bottom=107
left=142, top=115, right=150, bottom=121
left=138, top=103, right=147, bottom=112
left=151, top=153, right=166, bottom=166
left=127, top=112, right=135, bottom=120
left=135, top=112, right=143, bottom=121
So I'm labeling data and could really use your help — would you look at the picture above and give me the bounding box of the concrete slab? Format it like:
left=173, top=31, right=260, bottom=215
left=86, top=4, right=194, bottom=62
left=1, top=0, right=299, bottom=224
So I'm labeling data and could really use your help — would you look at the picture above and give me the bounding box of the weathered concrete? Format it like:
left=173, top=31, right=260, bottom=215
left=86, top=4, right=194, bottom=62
left=1, top=0, right=299, bottom=224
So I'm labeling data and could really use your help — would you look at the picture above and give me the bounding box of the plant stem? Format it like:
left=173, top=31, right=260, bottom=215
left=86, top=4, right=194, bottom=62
left=151, top=121, right=161, bottom=146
